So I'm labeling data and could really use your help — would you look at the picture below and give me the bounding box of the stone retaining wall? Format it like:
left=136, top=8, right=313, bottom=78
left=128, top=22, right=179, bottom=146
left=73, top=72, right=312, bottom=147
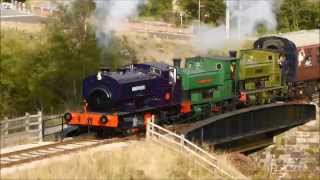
left=251, top=105, right=319, bottom=179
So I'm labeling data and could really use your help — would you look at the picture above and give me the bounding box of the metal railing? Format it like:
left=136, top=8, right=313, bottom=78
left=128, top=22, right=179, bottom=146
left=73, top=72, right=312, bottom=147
left=146, top=118, right=238, bottom=179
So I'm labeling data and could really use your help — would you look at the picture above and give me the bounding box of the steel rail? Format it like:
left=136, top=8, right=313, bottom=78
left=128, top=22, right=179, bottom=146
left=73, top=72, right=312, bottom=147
left=0, top=136, right=139, bottom=169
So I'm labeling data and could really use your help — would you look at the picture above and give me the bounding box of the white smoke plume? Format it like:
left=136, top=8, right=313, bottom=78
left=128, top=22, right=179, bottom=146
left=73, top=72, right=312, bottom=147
left=92, top=0, right=142, bottom=48
left=191, top=0, right=277, bottom=54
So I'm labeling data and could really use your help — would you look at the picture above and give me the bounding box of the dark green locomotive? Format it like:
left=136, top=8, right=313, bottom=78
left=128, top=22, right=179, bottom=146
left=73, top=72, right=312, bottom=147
left=178, top=56, right=239, bottom=115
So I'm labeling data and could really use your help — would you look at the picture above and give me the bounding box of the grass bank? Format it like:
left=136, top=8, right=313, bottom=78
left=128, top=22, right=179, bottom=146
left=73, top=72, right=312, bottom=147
left=3, top=141, right=226, bottom=179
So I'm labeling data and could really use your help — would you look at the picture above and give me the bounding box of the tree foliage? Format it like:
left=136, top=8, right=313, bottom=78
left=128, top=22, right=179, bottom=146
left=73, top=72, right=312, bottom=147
left=277, top=0, right=320, bottom=32
left=40, top=0, right=101, bottom=111
left=0, top=31, right=40, bottom=117
left=139, top=0, right=174, bottom=21
left=139, top=0, right=318, bottom=31
left=178, top=0, right=226, bottom=25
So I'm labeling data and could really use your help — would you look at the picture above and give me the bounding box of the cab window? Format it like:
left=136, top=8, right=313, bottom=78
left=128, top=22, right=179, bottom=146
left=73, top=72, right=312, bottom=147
left=150, top=67, right=161, bottom=76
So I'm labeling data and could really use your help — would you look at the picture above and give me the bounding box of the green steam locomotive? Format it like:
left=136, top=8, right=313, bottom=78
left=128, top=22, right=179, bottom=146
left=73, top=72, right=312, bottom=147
left=177, top=49, right=288, bottom=118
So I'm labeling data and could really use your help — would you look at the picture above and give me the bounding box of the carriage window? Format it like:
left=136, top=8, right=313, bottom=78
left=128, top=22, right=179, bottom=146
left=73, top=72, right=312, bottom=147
left=298, top=48, right=306, bottom=66
left=301, top=48, right=313, bottom=67
left=304, top=56, right=312, bottom=67
left=268, top=56, right=273, bottom=61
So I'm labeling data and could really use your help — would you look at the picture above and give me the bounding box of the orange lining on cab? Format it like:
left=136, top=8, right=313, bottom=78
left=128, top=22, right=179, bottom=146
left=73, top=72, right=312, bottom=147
left=68, top=112, right=118, bottom=128
left=197, top=79, right=212, bottom=84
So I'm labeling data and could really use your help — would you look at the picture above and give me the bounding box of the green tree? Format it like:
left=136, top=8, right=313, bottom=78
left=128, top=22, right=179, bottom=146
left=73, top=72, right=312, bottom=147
left=277, top=0, right=320, bottom=32
left=37, top=0, right=101, bottom=112
left=178, top=0, right=226, bottom=25
left=0, top=31, right=39, bottom=117
left=139, top=0, right=173, bottom=21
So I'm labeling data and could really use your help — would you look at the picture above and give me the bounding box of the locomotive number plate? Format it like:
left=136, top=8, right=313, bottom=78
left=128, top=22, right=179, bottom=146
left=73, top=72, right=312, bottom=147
left=132, top=85, right=146, bottom=92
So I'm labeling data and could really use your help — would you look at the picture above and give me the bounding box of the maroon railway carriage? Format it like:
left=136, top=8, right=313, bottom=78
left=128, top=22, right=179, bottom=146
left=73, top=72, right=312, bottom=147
left=283, top=30, right=320, bottom=96
left=296, top=44, right=319, bottom=82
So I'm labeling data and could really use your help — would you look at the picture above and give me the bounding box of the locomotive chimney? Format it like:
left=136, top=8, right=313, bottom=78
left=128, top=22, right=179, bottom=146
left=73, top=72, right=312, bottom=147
left=229, top=50, right=237, bottom=58
left=173, top=58, right=181, bottom=68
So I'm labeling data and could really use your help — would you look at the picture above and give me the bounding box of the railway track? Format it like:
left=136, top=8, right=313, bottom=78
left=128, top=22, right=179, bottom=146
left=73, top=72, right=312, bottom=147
left=0, top=135, right=139, bottom=169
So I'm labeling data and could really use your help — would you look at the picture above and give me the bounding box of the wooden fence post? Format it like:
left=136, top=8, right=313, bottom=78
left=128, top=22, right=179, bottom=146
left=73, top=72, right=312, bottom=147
left=146, top=120, right=150, bottom=139
left=180, top=134, right=185, bottom=151
left=38, top=111, right=43, bottom=142
left=150, top=115, right=155, bottom=138
left=1, top=117, right=9, bottom=147
left=25, top=112, right=30, bottom=132
left=151, top=115, right=155, bottom=137
left=18, top=2, right=21, bottom=10
left=0, top=121, right=3, bottom=147
left=30, top=6, right=34, bottom=14
left=22, top=3, right=26, bottom=11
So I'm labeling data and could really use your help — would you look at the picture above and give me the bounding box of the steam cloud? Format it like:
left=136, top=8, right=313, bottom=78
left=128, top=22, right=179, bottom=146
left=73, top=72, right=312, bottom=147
left=191, top=0, right=277, bottom=53
left=92, top=0, right=142, bottom=48
left=90, top=0, right=278, bottom=57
